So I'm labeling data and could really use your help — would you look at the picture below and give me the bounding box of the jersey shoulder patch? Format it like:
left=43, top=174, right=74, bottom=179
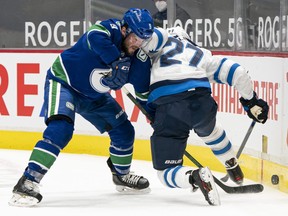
left=136, top=49, right=148, bottom=62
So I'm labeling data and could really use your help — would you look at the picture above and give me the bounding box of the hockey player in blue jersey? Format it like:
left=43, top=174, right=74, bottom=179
left=127, top=27, right=269, bottom=206
left=9, top=8, right=154, bottom=207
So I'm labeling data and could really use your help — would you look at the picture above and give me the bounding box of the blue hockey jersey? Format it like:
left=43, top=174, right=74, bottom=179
left=47, top=19, right=124, bottom=99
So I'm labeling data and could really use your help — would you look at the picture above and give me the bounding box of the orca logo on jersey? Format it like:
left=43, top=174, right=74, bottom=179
left=90, top=68, right=111, bottom=93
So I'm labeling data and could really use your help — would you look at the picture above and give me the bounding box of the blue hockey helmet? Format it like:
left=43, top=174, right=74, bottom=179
left=122, top=8, right=154, bottom=40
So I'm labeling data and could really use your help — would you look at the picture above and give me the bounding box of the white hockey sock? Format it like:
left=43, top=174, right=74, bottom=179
left=157, top=166, right=192, bottom=188
left=200, top=124, right=236, bottom=165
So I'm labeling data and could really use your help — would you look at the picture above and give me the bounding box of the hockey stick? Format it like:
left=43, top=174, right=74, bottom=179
left=122, top=86, right=152, bottom=121
left=122, top=86, right=264, bottom=194
left=220, top=120, right=256, bottom=182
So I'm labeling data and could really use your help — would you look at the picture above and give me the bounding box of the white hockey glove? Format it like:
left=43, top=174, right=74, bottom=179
left=240, top=91, right=269, bottom=123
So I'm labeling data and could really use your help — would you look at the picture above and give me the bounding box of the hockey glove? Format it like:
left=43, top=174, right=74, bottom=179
left=239, top=91, right=269, bottom=123
left=103, top=57, right=131, bottom=90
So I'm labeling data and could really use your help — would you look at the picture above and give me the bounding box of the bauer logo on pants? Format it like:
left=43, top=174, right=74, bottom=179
left=165, top=159, right=182, bottom=164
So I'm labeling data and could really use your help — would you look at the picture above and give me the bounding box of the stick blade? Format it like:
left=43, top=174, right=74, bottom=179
left=229, top=183, right=264, bottom=194
left=220, top=174, right=229, bottom=182
left=214, top=177, right=264, bottom=194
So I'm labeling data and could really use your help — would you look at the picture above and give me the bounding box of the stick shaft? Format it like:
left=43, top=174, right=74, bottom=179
left=236, top=120, right=256, bottom=158
left=122, top=86, right=153, bottom=122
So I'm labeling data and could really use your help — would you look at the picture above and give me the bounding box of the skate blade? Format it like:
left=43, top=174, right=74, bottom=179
left=115, top=185, right=151, bottom=194
left=199, top=167, right=221, bottom=206
left=9, top=193, right=39, bottom=207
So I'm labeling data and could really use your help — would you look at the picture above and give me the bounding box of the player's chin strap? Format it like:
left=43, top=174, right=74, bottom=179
left=122, top=86, right=264, bottom=194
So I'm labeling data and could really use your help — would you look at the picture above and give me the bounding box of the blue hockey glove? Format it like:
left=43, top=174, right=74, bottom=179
left=239, top=91, right=269, bottom=124
left=103, top=57, right=131, bottom=90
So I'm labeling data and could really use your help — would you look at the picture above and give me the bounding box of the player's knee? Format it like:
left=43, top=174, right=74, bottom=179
left=43, top=118, right=74, bottom=149
left=200, top=124, right=223, bottom=141
left=108, top=119, right=135, bottom=147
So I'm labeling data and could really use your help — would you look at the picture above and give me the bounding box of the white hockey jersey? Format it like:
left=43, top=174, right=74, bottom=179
left=141, top=27, right=254, bottom=104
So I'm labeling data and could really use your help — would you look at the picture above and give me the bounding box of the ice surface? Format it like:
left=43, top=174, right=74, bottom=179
left=1, top=149, right=287, bottom=215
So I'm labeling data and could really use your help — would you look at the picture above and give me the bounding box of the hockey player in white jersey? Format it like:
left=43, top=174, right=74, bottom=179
left=129, top=26, right=269, bottom=205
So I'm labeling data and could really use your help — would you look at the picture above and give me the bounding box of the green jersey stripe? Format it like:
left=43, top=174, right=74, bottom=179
left=51, top=56, right=70, bottom=85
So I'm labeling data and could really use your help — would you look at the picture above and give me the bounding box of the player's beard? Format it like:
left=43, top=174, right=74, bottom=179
left=121, top=40, right=131, bottom=56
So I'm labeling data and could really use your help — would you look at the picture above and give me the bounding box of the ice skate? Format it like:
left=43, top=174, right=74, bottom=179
left=225, top=157, right=244, bottom=185
left=190, top=167, right=221, bottom=206
left=107, top=158, right=151, bottom=194
left=9, top=175, right=42, bottom=207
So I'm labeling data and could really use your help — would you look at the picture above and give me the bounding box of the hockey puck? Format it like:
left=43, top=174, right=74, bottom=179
left=271, top=175, right=279, bottom=185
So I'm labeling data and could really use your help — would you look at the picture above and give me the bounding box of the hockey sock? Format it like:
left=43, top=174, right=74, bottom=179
left=157, top=166, right=192, bottom=188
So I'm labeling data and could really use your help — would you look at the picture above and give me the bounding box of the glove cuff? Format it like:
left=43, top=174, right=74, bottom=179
left=240, top=91, right=257, bottom=108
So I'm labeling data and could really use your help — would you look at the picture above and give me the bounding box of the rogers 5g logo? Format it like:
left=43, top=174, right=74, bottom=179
left=89, top=68, right=111, bottom=93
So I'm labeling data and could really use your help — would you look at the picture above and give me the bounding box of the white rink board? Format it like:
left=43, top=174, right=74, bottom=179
left=0, top=52, right=287, bottom=165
